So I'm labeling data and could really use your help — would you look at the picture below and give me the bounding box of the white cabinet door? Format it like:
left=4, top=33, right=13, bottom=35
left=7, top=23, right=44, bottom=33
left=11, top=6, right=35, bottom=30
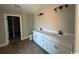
left=33, top=31, right=42, bottom=46
left=33, top=31, right=39, bottom=42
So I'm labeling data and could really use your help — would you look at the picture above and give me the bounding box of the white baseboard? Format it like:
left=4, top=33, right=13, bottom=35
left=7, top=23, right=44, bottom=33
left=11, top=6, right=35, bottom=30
left=64, top=33, right=74, bottom=37
left=21, top=34, right=32, bottom=40
left=21, top=36, right=29, bottom=40
left=0, top=40, right=9, bottom=47
left=29, top=34, right=33, bottom=40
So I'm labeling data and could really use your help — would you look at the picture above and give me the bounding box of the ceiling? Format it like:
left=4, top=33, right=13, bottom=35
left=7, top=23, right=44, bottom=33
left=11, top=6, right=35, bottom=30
left=0, top=4, right=48, bottom=13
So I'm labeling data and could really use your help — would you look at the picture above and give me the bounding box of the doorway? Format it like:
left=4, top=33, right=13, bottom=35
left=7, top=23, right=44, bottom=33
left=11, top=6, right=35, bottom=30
left=4, top=14, right=22, bottom=43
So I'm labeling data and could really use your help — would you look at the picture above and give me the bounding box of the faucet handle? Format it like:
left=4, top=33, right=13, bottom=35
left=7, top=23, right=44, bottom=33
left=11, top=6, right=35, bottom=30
left=58, top=30, right=63, bottom=35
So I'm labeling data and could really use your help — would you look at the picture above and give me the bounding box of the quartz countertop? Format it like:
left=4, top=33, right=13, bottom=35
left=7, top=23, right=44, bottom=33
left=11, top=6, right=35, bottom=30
left=33, top=29, right=74, bottom=50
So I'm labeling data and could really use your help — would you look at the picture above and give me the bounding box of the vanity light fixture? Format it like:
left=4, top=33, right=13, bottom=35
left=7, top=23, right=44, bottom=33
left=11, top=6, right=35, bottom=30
left=54, top=8, right=57, bottom=12
left=59, top=6, right=63, bottom=9
left=65, top=4, right=68, bottom=8
left=54, top=4, right=68, bottom=12
left=38, top=12, right=43, bottom=16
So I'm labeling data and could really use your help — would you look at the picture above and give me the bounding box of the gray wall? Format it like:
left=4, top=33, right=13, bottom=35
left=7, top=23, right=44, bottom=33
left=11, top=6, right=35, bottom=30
left=75, top=5, right=79, bottom=53
left=34, top=4, right=75, bottom=34
left=22, top=13, right=34, bottom=38
left=0, top=9, right=34, bottom=46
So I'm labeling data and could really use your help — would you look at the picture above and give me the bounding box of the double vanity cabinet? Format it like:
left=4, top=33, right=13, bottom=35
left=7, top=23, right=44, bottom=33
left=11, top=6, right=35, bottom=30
left=33, top=30, right=74, bottom=54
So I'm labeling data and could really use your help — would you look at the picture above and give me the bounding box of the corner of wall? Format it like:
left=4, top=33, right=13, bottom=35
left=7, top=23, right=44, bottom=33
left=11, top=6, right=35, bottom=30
left=0, top=39, right=9, bottom=47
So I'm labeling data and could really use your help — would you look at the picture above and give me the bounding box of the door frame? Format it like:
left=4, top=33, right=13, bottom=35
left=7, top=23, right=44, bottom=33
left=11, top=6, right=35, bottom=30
left=4, top=14, right=22, bottom=43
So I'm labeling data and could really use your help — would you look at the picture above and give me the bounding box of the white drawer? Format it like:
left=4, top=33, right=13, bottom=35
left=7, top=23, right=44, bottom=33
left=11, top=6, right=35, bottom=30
left=46, top=41, right=71, bottom=54
left=54, top=45, right=72, bottom=54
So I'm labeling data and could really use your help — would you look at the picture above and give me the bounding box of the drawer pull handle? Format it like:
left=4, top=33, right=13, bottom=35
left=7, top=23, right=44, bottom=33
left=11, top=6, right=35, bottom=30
left=54, top=45, right=59, bottom=49
left=42, top=40, right=44, bottom=41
